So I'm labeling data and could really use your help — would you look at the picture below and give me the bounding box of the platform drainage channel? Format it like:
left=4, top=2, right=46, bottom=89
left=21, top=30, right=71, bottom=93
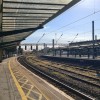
left=11, top=67, right=47, bottom=100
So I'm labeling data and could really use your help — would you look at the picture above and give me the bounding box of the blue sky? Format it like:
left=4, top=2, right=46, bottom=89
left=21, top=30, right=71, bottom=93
left=22, top=0, right=100, bottom=44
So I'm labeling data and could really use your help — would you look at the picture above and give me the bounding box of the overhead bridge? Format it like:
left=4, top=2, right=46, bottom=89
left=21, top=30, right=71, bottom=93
left=0, top=0, right=80, bottom=61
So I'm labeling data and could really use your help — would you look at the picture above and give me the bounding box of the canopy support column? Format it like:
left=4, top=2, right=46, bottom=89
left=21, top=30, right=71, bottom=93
left=0, top=49, right=3, bottom=62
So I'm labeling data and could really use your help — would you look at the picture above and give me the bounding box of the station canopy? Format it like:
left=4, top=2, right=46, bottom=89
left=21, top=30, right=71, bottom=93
left=0, top=0, right=80, bottom=48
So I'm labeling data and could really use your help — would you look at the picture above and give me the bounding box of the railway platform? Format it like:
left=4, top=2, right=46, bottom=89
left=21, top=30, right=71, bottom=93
left=42, top=55, right=100, bottom=69
left=0, top=58, right=21, bottom=100
left=0, top=57, right=73, bottom=100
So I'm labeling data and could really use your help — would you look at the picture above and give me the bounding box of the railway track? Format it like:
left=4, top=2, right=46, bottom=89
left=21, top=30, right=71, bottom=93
left=17, top=56, right=98, bottom=100
left=26, top=56, right=100, bottom=99
left=27, top=56, right=100, bottom=86
left=39, top=56, right=99, bottom=73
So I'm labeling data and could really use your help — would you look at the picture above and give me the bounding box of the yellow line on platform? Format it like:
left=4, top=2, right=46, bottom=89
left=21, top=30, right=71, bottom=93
left=26, top=85, right=33, bottom=97
left=8, top=60, right=27, bottom=100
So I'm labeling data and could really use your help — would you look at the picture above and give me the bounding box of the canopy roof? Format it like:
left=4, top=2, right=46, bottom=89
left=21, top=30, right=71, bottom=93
left=0, top=0, right=80, bottom=48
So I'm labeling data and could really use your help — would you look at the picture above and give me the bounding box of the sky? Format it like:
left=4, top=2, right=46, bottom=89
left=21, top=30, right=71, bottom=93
left=22, top=0, right=100, bottom=44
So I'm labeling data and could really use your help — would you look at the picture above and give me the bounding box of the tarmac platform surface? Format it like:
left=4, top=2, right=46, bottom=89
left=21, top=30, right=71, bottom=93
left=0, top=58, right=21, bottom=100
left=0, top=57, right=73, bottom=100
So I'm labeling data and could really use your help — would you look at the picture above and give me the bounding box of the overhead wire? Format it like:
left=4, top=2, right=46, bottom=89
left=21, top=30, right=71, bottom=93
left=70, top=33, right=78, bottom=43
left=54, top=15, right=100, bottom=35
left=60, top=0, right=100, bottom=42
left=37, top=33, right=45, bottom=44
left=48, top=0, right=99, bottom=34
left=56, top=33, right=63, bottom=44
left=43, top=10, right=100, bottom=43
left=50, top=9, right=100, bottom=33
left=39, top=0, right=100, bottom=43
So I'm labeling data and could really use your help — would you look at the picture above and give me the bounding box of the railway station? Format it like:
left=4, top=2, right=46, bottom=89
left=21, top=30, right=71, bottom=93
left=0, top=0, right=100, bottom=100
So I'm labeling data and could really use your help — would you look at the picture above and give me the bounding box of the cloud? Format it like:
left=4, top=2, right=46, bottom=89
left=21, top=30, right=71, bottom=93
left=44, top=25, right=50, bottom=29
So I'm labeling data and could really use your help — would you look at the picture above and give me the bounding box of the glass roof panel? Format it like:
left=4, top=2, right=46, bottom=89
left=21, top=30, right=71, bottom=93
left=2, top=28, right=20, bottom=31
left=2, top=23, right=40, bottom=25
left=2, top=25, right=38, bottom=26
left=1, top=0, right=80, bottom=46
left=3, top=26, right=37, bottom=29
left=2, top=22, right=41, bottom=26
left=2, top=31, right=32, bottom=43
left=3, top=9, right=58, bottom=14
left=3, top=13, right=53, bottom=17
left=3, top=0, right=72, bottom=5
left=3, top=17, right=48, bottom=20
left=3, top=3, right=64, bottom=10
left=3, top=19, right=45, bottom=22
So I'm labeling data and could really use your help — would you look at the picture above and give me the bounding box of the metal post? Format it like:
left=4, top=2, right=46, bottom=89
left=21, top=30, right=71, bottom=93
left=79, top=49, right=81, bottom=58
left=95, top=35, right=97, bottom=57
left=25, top=45, right=27, bottom=50
left=44, top=43, right=46, bottom=49
left=0, top=49, right=3, bottom=62
left=55, top=49, right=57, bottom=56
left=43, top=43, right=46, bottom=55
left=67, top=49, right=69, bottom=57
left=92, top=21, right=95, bottom=59
left=52, top=39, right=54, bottom=56
left=36, top=44, right=38, bottom=55
left=75, top=49, right=76, bottom=58
left=0, top=0, right=3, bottom=62
left=95, top=35, right=97, bottom=40
left=36, top=44, right=38, bottom=51
left=31, top=45, right=32, bottom=50
left=60, top=49, right=62, bottom=57
left=87, top=48, right=90, bottom=59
